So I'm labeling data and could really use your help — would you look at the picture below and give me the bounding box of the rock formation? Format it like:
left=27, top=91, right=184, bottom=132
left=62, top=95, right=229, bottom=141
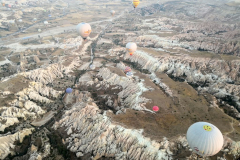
left=0, top=128, right=34, bottom=159
left=54, top=92, right=171, bottom=160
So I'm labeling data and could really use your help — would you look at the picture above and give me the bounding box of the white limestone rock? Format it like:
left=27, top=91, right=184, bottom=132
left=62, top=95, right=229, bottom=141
left=24, top=63, right=64, bottom=85
left=97, top=68, right=152, bottom=112
left=24, top=101, right=45, bottom=115
left=54, top=99, right=171, bottom=160
left=0, top=128, right=34, bottom=159
left=124, top=50, right=240, bottom=114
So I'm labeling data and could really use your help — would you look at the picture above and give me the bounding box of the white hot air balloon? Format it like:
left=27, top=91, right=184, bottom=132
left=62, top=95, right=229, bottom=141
left=90, top=64, right=95, bottom=70
left=76, top=22, right=91, bottom=40
left=33, top=18, right=37, bottom=22
left=9, top=20, right=15, bottom=24
left=38, top=29, right=42, bottom=32
left=187, top=122, right=223, bottom=157
left=44, top=21, right=48, bottom=25
left=126, top=72, right=133, bottom=77
left=126, top=42, right=137, bottom=56
left=110, top=10, right=115, bottom=16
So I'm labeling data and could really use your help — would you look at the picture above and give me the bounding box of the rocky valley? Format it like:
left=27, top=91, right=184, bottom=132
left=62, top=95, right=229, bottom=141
left=0, top=0, right=240, bottom=160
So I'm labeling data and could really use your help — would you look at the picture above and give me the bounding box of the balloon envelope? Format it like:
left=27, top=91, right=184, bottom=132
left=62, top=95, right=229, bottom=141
left=133, top=0, right=140, bottom=8
left=90, top=64, right=95, bottom=69
left=66, top=88, right=72, bottom=93
left=126, top=72, right=133, bottom=77
left=110, top=10, right=115, bottom=16
left=124, top=66, right=131, bottom=73
left=187, top=122, right=223, bottom=157
left=153, top=106, right=159, bottom=112
left=76, top=22, right=91, bottom=39
left=126, top=42, right=137, bottom=55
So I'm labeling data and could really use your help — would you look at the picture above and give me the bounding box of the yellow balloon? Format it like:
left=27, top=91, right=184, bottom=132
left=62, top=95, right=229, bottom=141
left=133, top=0, right=140, bottom=8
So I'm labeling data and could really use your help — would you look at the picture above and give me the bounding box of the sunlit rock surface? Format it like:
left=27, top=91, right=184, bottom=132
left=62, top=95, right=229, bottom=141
left=0, top=81, right=62, bottom=131
left=24, top=64, right=65, bottom=85
left=0, top=128, right=34, bottom=159
left=0, top=0, right=240, bottom=159
left=125, top=50, right=240, bottom=112
left=97, top=68, right=152, bottom=112
left=54, top=93, right=171, bottom=160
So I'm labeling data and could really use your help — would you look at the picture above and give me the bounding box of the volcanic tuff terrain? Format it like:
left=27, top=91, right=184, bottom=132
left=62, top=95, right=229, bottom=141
left=0, top=0, right=240, bottom=159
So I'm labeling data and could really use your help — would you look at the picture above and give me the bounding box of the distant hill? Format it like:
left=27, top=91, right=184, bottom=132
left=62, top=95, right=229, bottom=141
left=226, top=1, right=240, bottom=6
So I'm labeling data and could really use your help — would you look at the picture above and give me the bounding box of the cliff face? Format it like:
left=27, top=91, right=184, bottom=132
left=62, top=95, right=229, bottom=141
left=24, top=64, right=65, bottom=85
left=0, top=128, right=34, bottom=159
left=0, top=81, right=63, bottom=132
left=123, top=50, right=240, bottom=116
left=97, top=68, right=152, bottom=112
left=54, top=92, right=171, bottom=160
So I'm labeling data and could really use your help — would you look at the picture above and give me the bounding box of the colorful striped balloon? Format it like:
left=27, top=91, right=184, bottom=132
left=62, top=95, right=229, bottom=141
left=124, top=67, right=131, bottom=73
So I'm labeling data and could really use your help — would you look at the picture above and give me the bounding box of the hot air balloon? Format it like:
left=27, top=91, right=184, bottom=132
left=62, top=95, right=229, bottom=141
left=90, top=64, right=95, bottom=70
left=110, top=10, right=115, bottom=16
left=133, top=0, right=140, bottom=8
left=187, top=122, right=223, bottom=157
left=44, top=21, right=48, bottom=25
left=126, top=72, right=133, bottom=77
left=38, top=29, right=42, bottom=32
left=10, top=20, right=15, bottom=23
left=18, top=19, right=22, bottom=22
left=124, top=66, right=131, bottom=73
left=153, top=106, right=159, bottom=112
left=66, top=88, right=72, bottom=93
left=76, top=22, right=91, bottom=41
left=126, top=42, right=137, bottom=56
left=2, top=3, right=5, bottom=6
